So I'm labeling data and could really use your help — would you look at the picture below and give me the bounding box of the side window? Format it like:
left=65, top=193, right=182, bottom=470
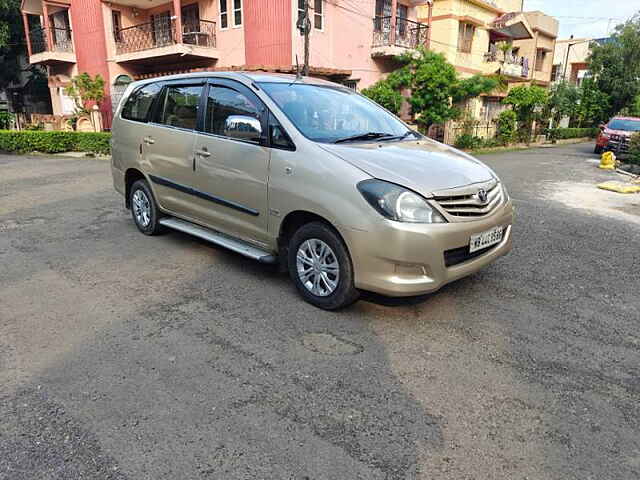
left=269, top=113, right=295, bottom=150
left=204, top=85, right=261, bottom=141
left=156, top=85, right=203, bottom=130
left=121, top=83, right=161, bottom=122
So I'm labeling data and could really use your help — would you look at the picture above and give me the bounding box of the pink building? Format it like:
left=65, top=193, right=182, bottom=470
left=20, top=0, right=430, bottom=128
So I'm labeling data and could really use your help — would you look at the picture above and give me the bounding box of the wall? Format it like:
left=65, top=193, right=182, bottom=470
left=244, top=0, right=291, bottom=65
left=69, top=0, right=111, bottom=124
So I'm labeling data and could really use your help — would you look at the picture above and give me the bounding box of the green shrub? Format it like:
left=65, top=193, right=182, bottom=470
left=628, top=132, right=640, bottom=166
left=0, top=112, right=14, bottom=129
left=454, top=133, right=484, bottom=150
left=0, top=130, right=111, bottom=155
left=496, top=110, right=517, bottom=145
left=361, top=80, right=404, bottom=115
left=545, top=127, right=600, bottom=140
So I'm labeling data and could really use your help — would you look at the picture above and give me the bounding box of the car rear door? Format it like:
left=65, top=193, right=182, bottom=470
left=143, top=80, right=205, bottom=217
left=191, top=79, right=271, bottom=246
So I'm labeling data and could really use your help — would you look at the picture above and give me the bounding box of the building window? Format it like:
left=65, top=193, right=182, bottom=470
left=314, top=0, right=323, bottom=30
left=233, top=0, right=242, bottom=27
left=458, top=22, right=475, bottom=54
left=535, top=49, right=547, bottom=72
left=551, top=64, right=560, bottom=81
left=219, top=0, right=228, bottom=29
left=112, top=11, right=122, bottom=43
left=343, top=79, right=358, bottom=91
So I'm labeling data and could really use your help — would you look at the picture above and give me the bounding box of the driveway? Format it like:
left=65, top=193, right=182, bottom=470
left=1, top=143, right=639, bottom=479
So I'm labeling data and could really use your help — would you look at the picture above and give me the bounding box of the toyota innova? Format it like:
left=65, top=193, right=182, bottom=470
left=111, top=72, right=513, bottom=310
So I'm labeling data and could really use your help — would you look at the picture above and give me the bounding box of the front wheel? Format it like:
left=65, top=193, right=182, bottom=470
left=288, top=222, right=359, bottom=310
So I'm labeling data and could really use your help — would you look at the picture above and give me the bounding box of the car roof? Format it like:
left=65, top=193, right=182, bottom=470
left=130, top=71, right=345, bottom=89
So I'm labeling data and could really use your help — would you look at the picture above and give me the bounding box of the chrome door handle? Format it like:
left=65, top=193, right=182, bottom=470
left=143, top=137, right=155, bottom=145
left=195, top=149, right=211, bottom=157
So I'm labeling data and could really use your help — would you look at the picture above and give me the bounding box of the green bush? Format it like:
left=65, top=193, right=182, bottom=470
left=0, top=130, right=111, bottom=155
left=0, top=112, right=14, bottom=129
left=628, top=132, right=640, bottom=166
left=546, top=127, right=600, bottom=141
left=496, top=110, right=517, bottom=145
left=454, top=133, right=484, bottom=150
left=361, top=80, right=404, bottom=115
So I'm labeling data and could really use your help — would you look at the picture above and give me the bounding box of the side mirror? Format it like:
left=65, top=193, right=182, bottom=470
left=224, top=115, right=262, bottom=142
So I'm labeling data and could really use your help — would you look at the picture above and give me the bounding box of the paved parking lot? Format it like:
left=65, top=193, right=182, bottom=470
left=1, top=143, right=639, bottom=479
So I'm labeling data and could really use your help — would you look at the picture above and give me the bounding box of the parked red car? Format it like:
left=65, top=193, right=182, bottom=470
left=595, top=116, right=640, bottom=154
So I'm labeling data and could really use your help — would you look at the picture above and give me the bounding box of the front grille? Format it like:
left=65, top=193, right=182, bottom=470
left=433, top=182, right=503, bottom=218
left=608, top=136, right=630, bottom=153
left=443, top=226, right=507, bottom=267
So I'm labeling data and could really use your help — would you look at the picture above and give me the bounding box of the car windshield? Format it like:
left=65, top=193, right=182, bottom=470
left=259, top=82, right=410, bottom=143
left=608, top=119, right=640, bottom=131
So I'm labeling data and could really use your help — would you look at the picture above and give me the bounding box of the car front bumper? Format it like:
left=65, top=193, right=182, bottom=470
left=342, top=200, right=514, bottom=297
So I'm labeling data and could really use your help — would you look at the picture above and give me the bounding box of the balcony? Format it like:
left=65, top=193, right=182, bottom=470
left=113, top=19, right=218, bottom=64
left=371, top=16, right=428, bottom=58
left=28, top=26, right=75, bottom=64
left=483, top=51, right=529, bottom=79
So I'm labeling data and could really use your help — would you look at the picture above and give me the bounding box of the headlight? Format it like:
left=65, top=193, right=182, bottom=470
left=357, top=179, right=447, bottom=223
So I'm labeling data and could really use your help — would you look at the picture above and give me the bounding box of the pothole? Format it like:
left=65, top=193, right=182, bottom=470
left=302, top=333, right=363, bottom=355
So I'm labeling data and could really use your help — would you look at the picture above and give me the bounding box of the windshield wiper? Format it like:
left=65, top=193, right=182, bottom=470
left=334, top=132, right=395, bottom=143
left=378, top=130, right=420, bottom=142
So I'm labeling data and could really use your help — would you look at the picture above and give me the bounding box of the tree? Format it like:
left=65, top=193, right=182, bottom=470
left=496, top=109, right=517, bottom=145
left=577, top=77, right=611, bottom=127
left=64, top=73, right=105, bottom=115
left=588, top=13, right=640, bottom=117
left=361, top=80, right=403, bottom=115
left=0, top=0, right=25, bottom=90
left=546, top=81, right=580, bottom=128
left=503, top=85, right=548, bottom=143
left=361, top=47, right=498, bottom=129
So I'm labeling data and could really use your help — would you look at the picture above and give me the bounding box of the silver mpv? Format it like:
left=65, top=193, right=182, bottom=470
left=111, top=72, right=513, bottom=310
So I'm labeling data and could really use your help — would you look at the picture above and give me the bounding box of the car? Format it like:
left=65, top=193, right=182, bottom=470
left=595, top=116, right=640, bottom=155
left=111, top=72, right=513, bottom=310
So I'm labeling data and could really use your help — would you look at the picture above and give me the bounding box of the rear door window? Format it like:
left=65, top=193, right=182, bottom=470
left=121, top=83, right=161, bottom=122
left=155, top=85, right=203, bottom=130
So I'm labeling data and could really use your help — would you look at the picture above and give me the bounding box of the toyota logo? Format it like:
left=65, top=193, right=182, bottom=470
left=477, top=189, right=488, bottom=203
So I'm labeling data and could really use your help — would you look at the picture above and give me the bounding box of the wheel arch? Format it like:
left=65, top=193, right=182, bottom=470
left=124, top=168, right=147, bottom=209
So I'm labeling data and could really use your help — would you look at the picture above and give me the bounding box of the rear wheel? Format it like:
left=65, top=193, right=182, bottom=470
left=288, top=222, right=359, bottom=310
left=129, top=179, right=164, bottom=235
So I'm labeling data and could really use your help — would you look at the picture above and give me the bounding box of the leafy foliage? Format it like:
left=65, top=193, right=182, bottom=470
left=545, top=127, right=600, bottom=141
left=361, top=80, right=403, bottom=115
left=0, top=0, right=24, bottom=89
left=503, top=85, right=548, bottom=143
left=546, top=81, right=581, bottom=128
left=589, top=14, right=640, bottom=117
left=0, top=131, right=111, bottom=155
left=576, top=77, right=611, bottom=127
left=628, top=132, right=640, bottom=165
left=454, top=133, right=484, bottom=150
left=64, top=73, right=106, bottom=115
left=496, top=110, right=517, bottom=145
left=0, top=111, right=13, bottom=129
left=363, top=48, right=498, bottom=128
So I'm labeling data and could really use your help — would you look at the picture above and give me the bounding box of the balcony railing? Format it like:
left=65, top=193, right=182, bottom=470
left=372, top=16, right=428, bottom=49
left=115, top=19, right=216, bottom=55
left=29, top=27, right=74, bottom=55
left=483, top=51, right=528, bottom=78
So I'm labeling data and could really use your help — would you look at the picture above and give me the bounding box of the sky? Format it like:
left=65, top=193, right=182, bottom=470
left=523, top=0, right=640, bottom=39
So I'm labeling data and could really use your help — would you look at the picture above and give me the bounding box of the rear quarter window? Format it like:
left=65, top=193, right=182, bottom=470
left=121, top=83, right=162, bottom=122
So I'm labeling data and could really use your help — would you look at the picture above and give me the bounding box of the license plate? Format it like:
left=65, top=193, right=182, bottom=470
left=469, top=226, right=504, bottom=253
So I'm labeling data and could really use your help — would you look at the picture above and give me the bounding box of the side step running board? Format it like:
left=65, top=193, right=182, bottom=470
left=159, top=217, right=277, bottom=264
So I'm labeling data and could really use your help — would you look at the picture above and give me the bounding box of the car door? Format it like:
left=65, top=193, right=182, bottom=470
left=192, top=79, right=270, bottom=245
left=143, top=81, right=204, bottom=217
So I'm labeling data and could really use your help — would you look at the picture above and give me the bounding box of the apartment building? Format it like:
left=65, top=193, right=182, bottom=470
left=417, top=0, right=557, bottom=131
left=20, top=0, right=430, bottom=127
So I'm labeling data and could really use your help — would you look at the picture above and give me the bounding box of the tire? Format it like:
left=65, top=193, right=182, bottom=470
left=288, top=221, right=360, bottom=310
left=594, top=145, right=603, bottom=154
left=129, top=179, right=164, bottom=235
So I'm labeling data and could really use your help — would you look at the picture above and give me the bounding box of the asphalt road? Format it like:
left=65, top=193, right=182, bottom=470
left=1, top=143, right=639, bottom=480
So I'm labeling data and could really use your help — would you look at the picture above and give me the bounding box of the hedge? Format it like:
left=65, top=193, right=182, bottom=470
left=0, top=130, right=111, bottom=155
left=546, top=127, right=600, bottom=141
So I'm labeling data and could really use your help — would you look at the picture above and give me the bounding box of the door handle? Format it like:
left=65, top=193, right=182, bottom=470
left=143, top=137, right=155, bottom=145
left=195, top=149, right=211, bottom=157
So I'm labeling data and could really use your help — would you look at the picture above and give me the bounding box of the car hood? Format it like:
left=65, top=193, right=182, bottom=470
left=318, top=138, right=495, bottom=197
left=605, top=128, right=635, bottom=137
